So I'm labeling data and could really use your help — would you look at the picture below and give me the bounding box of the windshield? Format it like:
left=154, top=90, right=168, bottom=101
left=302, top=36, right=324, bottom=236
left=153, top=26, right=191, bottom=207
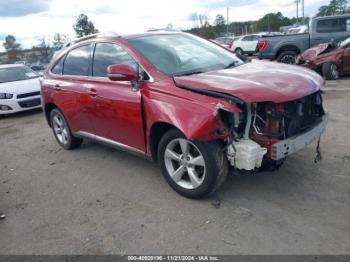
left=0, top=66, right=39, bottom=83
left=128, top=33, right=243, bottom=76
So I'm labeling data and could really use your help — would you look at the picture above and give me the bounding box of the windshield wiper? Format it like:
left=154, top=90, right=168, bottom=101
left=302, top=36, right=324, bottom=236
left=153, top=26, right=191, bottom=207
left=225, top=61, right=239, bottom=69
left=173, top=71, right=204, bottom=77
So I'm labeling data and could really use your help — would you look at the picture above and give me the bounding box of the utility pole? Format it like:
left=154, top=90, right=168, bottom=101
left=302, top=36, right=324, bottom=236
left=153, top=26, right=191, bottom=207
left=302, top=0, right=305, bottom=21
left=295, top=0, right=300, bottom=23
left=226, top=7, right=229, bottom=36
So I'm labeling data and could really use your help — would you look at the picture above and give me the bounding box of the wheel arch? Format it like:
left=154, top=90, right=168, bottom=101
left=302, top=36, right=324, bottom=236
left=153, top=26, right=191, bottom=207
left=149, top=121, right=182, bottom=162
left=276, top=45, right=301, bottom=59
left=44, top=103, right=58, bottom=127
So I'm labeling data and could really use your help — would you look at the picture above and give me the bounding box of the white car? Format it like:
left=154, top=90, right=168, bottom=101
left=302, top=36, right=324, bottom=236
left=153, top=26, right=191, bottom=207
left=0, top=64, right=42, bottom=116
left=231, top=34, right=261, bottom=55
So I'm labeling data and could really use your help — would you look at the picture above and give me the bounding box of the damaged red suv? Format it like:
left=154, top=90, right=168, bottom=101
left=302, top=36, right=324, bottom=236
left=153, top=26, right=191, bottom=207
left=42, top=32, right=327, bottom=198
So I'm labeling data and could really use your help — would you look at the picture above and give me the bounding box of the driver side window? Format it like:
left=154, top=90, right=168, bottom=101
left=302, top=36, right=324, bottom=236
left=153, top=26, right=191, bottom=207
left=92, top=43, right=138, bottom=77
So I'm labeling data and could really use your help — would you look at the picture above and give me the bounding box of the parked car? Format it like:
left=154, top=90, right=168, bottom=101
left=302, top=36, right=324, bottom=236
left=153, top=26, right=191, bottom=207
left=231, top=34, right=260, bottom=55
left=296, top=37, right=350, bottom=80
left=213, top=37, right=235, bottom=49
left=42, top=32, right=327, bottom=198
left=0, top=64, right=41, bottom=116
left=258, top=14, right=350, bottom=64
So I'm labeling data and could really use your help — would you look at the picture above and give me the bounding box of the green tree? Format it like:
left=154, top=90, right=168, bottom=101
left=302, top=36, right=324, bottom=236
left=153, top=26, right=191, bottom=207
left=73, top=14, right=99, bottom=37
left=317, top=0, right=348, bottom=16
left=214, top=14, right=226, bottom=26
left=2, top=35, right=21, bottom=63
left=256, top=12, right=293, bottom=32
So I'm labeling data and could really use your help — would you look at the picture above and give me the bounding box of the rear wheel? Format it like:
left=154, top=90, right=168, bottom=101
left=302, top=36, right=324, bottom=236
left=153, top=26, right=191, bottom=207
left=158, top=129, right=228, bottom=199
left=277, top=51, right=297, bottom=64
left=322, top=62, right=340, bottom=80
left=50, top=108, right=83, bottom=150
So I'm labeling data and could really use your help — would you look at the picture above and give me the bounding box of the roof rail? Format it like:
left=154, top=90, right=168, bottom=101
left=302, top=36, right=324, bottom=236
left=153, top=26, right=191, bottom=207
left=64, top=32, right=119, bottom=48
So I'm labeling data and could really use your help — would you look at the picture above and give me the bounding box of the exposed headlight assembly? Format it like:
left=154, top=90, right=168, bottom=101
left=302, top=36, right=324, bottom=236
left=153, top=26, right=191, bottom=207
left=0, top=93, right=13, bottom=99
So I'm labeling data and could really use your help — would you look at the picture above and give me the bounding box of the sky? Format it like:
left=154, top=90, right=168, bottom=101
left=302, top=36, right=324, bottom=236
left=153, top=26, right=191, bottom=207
left=0, top=0, right=330, bottom=51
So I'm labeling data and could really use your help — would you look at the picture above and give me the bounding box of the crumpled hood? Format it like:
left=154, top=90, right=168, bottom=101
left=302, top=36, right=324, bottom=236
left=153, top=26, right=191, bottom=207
left=174, top=60, right=324, bottom=103
left=299, top=43, right=331, bottom=60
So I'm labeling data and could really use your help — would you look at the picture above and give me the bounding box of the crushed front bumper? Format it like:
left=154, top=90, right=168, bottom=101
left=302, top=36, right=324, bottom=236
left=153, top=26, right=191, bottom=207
left=271, top=115, right=328, bottom=160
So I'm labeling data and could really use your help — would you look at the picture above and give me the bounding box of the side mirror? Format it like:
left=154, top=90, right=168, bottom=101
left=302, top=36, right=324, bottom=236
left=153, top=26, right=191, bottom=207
left=107, top=64, right=139, bottom=82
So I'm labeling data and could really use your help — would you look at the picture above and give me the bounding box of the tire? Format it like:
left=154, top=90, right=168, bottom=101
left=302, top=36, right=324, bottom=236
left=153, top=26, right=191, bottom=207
left=158, top=129, right=228, bottom=199
left=50, top=108, right=83, bottom=150
left=277, top=51, right=297, bottom=64
left=322, top=62, right=340, bottom=80
left=235, top=48, right=243, bottom=56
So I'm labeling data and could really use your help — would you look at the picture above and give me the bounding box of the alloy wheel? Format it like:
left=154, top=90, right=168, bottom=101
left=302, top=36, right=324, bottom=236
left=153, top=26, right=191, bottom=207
left=280, top=55, right=296, bottom=64
left=330, top=64, right=339, bottom=79
left=52, top=113, right=69, bottom=145
left=164, top=138, right=206, bottom=190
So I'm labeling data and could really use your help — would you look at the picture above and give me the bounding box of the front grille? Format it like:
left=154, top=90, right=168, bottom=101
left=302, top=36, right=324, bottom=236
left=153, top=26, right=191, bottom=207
left=18, top=98, right=41, bottom=108
left=283, top=91, right=325, bottom=137
left=17, top=91, right=40, bottom=99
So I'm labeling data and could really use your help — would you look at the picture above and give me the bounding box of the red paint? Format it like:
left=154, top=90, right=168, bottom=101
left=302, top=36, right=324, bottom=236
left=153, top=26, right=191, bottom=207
left=42, top=33, right=325, bottom=158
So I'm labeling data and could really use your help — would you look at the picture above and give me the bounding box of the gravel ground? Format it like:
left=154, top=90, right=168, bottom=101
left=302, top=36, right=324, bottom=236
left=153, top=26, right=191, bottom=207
left=0, top=78, right=349, bottom=255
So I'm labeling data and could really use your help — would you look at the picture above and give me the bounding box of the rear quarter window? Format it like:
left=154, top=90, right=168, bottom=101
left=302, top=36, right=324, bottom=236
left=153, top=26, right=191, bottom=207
left=51, top=57, right=64, bottom=75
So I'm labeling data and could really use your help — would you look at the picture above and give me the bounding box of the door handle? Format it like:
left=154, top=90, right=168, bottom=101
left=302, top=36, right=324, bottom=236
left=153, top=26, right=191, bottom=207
left=88, top=88, right=97, bottom=97
left=53, top=84, right=61, bottom=91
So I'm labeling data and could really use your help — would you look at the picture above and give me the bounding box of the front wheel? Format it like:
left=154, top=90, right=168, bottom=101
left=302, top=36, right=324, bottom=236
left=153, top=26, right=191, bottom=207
left=322, top=62, right=340, bottom=80
left=50, top=108, right=83, bottom=150
left=158, top=129, right=228, bottom=199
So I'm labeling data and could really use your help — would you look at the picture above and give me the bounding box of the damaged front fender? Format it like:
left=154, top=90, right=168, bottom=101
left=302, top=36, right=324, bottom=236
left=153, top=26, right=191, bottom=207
left=142, top=86, right=242, bottom=147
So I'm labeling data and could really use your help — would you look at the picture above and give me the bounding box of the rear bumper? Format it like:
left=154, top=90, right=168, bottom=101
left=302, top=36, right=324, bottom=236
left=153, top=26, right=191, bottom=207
left=271, top=115, right=328, bottom=160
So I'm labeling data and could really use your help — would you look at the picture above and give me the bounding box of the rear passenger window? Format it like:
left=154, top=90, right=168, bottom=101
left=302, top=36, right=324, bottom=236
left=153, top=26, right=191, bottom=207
left=63, top=44, right=92, bottom=76
left=317, top=19, right=344, bottom=33
left=92, top=43, right=137, bottom=77
left=51, top=56, right=64, bottom=75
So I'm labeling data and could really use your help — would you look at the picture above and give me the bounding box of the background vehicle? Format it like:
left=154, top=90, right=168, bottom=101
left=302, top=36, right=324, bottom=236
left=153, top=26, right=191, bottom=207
left=42, top=32, right=326, bottom=199
left=296, top=37, right=350, bottom=80
left=213, top=36, right=235, bottom=49
left=0, top=64, right=41, bottom=116
left=231, top=34, right=260, bottom=55
left=258, top=14, right=350, bottom=64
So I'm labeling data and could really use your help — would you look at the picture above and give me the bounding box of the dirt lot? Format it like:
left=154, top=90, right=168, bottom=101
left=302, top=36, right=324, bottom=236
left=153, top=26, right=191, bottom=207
left=0, top=78, right=350, bottom=255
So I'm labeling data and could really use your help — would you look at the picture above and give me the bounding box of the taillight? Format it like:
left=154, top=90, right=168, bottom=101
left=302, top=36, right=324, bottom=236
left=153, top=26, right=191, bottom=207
left=258, top=40, right=268, bottom=52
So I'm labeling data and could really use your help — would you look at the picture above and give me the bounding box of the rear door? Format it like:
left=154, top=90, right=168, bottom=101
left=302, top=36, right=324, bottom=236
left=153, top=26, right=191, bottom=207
left=46, top=44, right=95, bottom=133
left=87, top=42, right=145, bottom=152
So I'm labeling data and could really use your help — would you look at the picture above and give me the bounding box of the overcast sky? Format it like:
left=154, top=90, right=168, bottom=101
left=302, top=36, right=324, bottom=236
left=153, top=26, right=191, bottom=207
left=0, top=0, right=330, bottom=51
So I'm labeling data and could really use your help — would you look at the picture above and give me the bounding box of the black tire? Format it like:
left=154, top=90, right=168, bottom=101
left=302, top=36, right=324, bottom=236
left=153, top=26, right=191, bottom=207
left=235, top=48, right=244, bottom=56
left=322, top=62, right=340, bottom=80
left=50, top=108, right=83, bottom=150
left=158, top=129, right=228, bottom=199
left=277, top=51, right=297, bottom=64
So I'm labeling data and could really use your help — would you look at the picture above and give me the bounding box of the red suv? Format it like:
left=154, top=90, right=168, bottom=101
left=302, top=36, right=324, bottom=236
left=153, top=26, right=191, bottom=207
left=42, top=32, right=327, bottom=198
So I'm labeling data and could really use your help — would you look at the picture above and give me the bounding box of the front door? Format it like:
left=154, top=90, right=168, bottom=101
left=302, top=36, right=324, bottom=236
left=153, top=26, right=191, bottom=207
left=87, top=42, right=145, bottom=152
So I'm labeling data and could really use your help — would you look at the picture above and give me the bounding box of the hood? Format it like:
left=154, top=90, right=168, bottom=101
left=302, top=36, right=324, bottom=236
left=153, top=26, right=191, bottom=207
left=299, top=43, right=332, bottom=61
left=0, top=78, right=41, bottom=95
left=174, top=60, right=324, bottom=103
